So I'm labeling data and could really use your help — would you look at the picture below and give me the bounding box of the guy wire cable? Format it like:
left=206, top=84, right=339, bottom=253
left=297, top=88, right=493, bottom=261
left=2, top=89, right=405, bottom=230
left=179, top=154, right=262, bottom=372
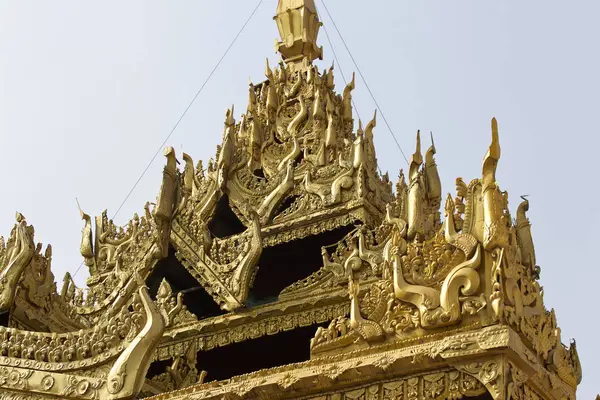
left=315, top=3, right=361, bottom=122
left=73, top=0, right=264, bottom=279
left=318, top=0, right=410, bottom=165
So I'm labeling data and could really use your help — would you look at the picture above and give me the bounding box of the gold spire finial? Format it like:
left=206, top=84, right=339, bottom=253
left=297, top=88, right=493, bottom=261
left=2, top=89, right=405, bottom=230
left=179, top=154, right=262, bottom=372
left=410, top=130, right=423, bottom=166
left=275, top=0, right=323, bottom=64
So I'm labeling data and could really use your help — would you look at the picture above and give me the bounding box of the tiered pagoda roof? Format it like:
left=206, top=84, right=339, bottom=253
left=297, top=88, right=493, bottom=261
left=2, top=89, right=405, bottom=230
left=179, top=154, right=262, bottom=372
left=0, top=1, right=582, bottom=399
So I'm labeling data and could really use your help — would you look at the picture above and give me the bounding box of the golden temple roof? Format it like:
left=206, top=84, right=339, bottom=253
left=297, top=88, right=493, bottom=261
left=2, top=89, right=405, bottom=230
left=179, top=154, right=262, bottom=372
left=0, top=2, right=583, bottom=400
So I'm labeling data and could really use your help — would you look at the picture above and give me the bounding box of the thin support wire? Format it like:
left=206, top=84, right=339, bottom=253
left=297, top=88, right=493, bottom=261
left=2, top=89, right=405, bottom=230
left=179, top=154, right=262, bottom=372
left=111, top=0, right=265, bottom=221
left=316, top=6, right=361, bottom=122
left=318, top=0, right=410, bottom=165
left=73, top=0, right=265, bottom=279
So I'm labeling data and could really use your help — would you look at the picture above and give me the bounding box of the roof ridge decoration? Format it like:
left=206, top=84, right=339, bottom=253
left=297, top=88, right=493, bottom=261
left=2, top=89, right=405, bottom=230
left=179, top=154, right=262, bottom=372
left=0, top=278, right=167, bottom=399
left=308, top=121, right=582, bottom=393
left=0, top=213, right=35, bottom=311
left=165, top=41, right=394, bottom=310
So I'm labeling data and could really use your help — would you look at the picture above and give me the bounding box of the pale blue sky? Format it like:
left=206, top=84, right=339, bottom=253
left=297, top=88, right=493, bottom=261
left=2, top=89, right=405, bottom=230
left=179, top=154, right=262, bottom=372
left=0, top=1, right=598, bottom=396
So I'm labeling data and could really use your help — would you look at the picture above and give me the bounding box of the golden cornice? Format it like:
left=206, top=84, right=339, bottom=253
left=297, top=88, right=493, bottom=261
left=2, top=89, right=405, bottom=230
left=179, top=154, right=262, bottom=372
left=155, top=302, right=350, bottom=363
left=145, top=324, right=574, bottom=400
left=0, top=285, right=166, bottom=400
left=261, top=199, right=382, bottom=247
left=162, top=284, right=350, bottom=339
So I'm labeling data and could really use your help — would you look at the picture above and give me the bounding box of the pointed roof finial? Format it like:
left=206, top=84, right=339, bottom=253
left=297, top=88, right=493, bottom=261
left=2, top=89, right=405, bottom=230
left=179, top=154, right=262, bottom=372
left=275, top=0, right=323, bottom=65
left=410, top=130, right=423, bottom=166
left=482, top=117, right=501, bottom=187
left=488, top=117, right=501, bottom=161
left=265, top=58, right=274, bottom=81
left=415, top=130, right=422, bottom=153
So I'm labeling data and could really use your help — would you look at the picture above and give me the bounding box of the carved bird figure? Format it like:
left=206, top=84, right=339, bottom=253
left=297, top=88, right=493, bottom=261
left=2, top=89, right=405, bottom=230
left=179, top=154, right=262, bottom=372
left=348, top=279, right=384, bottom=343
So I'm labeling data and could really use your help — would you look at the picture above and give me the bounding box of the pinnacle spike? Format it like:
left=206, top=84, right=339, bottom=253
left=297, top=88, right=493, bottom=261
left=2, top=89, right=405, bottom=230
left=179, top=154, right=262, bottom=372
left=489, top=117, right=500, bottom=157
left=265, top=58, right=272, bottom=78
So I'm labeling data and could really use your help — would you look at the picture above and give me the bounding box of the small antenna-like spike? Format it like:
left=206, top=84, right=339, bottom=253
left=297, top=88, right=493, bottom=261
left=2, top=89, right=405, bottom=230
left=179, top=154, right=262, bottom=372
left=430, top=131, right=436, bottom=154
left=482, top=118, right=501, bottom=185
left=410, top=130, right=423, bottom=166
left=265, top=58, right=273, bottom=80
left=444, top=193, right=454, bottom=213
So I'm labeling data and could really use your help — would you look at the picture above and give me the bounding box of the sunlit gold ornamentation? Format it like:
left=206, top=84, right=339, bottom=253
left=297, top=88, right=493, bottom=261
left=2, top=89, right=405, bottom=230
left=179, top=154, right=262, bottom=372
left=0, top=2, right=581, bottom=399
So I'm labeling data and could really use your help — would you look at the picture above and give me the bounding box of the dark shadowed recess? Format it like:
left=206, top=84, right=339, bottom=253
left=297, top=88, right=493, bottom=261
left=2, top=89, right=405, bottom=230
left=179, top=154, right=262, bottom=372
left=208, top=194, right=247, bottom=238
left=246, top=223, right=356, bottom=307
left=196, top=322, right=327, bottom=382
left=0, top=311, right=8, bottom=327
left=146, top=245, right=227, bottom=320
left=146, top=359, right=171, bottom=380
left=276, top=194, right=300, bottom=216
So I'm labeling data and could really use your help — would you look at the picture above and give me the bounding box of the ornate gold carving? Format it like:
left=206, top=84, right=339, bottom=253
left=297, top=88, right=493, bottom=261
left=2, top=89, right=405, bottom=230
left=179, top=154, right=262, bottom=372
left=105, top=285, right=166, bottom=399
left=0, top=214, right=35, bottom=311
left=482, top=118, right=509, bottom=251
left=61, top=375, right=104, bottom=399
left=549, top=340, right=582, bottom=389
left=149, top=342, right=205, bottom=394
left=153, top=367, right=488, bottom=400
left=155, top=279, right=197, bottom=327
left=0, top=3, right=581, bottom=399
left=275, top=0, right=323, bottom=64
left=0, top=291, right=143, bottom=371
left=348, top=279, right=384, bottom=343
left=306, top=117, right=580, bottom=397
left=171, top=209, right=262, bottom=311
left=158, top=302, right=349, bottom=361
left=455, top=358, right=503, bottom=399
left=13, top=245, right=87, bottom=332
left=0, top=285, right=165, bottom=400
